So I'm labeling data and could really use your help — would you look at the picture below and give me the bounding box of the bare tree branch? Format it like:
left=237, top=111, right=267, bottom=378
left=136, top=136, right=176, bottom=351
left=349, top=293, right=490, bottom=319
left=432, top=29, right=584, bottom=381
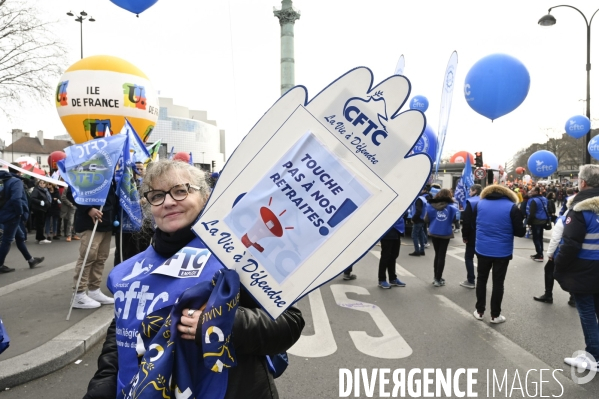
left=0, top=0, right=67, bottom=114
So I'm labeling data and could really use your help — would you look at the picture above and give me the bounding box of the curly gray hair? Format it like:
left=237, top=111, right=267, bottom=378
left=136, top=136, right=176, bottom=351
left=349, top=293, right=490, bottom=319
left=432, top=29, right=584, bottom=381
left=140, top=160, right=211, bottom=218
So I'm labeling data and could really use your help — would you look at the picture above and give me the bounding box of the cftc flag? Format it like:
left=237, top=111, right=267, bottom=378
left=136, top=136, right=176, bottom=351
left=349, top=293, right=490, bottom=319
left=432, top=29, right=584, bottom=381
left=455, top=155, right=474, bottom=209
left=115, top=124, right=145, bottom=231
left=57, top=135, right=127, bottom=206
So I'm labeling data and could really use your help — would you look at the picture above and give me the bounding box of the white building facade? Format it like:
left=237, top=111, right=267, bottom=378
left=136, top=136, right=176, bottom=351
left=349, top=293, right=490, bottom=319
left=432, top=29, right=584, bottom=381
left=149, top=98, right=226, bottom=172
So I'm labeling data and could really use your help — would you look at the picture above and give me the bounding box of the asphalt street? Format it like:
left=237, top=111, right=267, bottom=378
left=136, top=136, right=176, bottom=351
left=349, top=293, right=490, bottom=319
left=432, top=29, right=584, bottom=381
left=1, top=233, right=598, bottom=398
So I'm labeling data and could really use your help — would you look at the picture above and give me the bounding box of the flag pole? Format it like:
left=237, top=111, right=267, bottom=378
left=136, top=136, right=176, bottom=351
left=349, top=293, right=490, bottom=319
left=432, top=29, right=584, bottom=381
left=119, top=208, right=124, bottom=264
left=66, top=205, right=104, bottom=321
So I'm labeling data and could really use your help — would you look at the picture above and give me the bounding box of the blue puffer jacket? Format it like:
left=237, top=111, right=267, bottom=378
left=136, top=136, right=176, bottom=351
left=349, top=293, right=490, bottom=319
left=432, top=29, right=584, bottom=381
left=0, top=170, right=29, bottom=223
left=474, top=185, right=526, bottom=259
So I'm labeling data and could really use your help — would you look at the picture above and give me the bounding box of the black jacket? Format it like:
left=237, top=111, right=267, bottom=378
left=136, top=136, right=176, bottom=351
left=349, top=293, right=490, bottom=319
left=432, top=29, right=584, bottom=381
left=83, top=287, right=304, bottom=399
left=69, top=181, right=118, bottom=233
left=30, top=186, right=51, bottom=213
left=554, top=187, right=599, bottom=294
left=461, top=199, right=477, bottom=246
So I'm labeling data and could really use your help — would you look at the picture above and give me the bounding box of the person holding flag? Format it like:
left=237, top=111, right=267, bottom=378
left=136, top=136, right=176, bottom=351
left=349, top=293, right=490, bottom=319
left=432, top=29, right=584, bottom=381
left=114, top=121, right=152, bottom=264
left=58, top=134, right=128, bottom=310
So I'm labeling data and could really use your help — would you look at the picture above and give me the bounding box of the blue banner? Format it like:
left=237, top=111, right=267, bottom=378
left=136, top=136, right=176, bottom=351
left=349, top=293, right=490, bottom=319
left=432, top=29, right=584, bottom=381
left=121, top=119, right=150, bottom=164
left=454, top=177, right=467, bottom=209
left=455, top=155, right=474, bottom=209
left=57, top=135, right=127, bottom=206
left=189, top=152, right=194, bottom=166
left=435, top=51, right=458, bottom=176
left=116, top=132, right=144, bottom=231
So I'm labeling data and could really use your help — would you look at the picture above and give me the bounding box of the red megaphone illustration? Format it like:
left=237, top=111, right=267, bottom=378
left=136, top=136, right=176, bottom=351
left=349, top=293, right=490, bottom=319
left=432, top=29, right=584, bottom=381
left=241, top=207, right=283, bottom=252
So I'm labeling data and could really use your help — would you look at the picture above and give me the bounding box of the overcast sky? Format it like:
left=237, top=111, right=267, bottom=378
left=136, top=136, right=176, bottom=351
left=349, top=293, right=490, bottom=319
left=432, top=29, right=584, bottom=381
left=1, top=0, right=598, bottom=168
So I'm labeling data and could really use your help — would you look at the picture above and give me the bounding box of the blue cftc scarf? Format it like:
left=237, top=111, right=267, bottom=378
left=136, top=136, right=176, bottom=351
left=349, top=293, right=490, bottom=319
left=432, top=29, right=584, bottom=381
left=109, top=237, right=240, bottom=399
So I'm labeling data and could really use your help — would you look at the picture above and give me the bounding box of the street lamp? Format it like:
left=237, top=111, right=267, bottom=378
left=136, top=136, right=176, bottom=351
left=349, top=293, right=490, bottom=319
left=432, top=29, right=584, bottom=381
left=539, top=5, right=599, bottom=165
left=66, top=11, right=96, bottom=59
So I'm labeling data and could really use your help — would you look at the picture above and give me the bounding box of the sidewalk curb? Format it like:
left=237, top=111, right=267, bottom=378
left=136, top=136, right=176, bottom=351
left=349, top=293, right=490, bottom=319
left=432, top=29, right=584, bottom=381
left=0, top=306, right=114, bottom=389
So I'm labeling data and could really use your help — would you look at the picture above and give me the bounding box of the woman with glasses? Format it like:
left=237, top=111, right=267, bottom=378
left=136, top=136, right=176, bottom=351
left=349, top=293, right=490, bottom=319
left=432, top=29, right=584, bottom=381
left=84, top=160, right=304, bottom=399
left=30, top=179, right=52, bottom=244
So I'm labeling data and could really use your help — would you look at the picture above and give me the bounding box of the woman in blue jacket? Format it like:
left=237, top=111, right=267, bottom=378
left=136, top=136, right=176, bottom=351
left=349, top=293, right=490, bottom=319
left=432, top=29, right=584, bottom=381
left=425, top=189, right=458, bottom=287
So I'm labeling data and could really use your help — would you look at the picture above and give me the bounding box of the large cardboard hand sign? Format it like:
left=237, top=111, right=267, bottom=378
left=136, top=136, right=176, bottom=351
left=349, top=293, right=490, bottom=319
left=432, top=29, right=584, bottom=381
left=193, top=68, right=431, bottom=318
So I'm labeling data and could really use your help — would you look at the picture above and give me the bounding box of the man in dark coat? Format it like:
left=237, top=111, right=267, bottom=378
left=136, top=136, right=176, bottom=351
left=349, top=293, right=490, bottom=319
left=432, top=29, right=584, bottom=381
left=0, top=165, right=44, bottom=273
left=460, top=184, right=482, bottom=289
left=555, top=164, right=599, bottom=371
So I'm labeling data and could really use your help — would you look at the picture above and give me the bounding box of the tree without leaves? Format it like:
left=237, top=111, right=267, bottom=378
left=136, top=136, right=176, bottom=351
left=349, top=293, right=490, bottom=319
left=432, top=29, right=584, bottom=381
left=0, top=0, right=67, bottom=113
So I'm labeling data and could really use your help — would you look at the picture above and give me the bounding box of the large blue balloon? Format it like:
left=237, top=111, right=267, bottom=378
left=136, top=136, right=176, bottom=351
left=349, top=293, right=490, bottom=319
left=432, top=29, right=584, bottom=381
left=588, top=136, right=599, bottom=161
left=565, top=115, right=591, bottom=139
left=110, top=0, right=159, bottom=15
left=464, top=54, right=530, bottom=121
left=411, top=124, right=437, bottom=161
left=409, top=95, right=429, bottom=112
left=527, top=150, right=558, bottom=178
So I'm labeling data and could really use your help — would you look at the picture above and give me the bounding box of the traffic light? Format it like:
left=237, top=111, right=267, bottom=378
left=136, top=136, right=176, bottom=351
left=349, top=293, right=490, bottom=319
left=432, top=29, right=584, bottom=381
left=474, top=152, right=483, bottom=167
left=211, top=160, right=216, bottom=170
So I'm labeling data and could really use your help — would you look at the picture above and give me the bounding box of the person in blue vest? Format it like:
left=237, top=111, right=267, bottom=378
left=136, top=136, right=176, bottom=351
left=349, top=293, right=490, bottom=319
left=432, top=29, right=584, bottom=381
left=424, top=189, right=458, bottom=287
left=473, top=185, right=526, bottom=324
left=83, top=160, right=304, bottom=399
left=409, top=186, right=430, bottom=256
left=526, top=187, right=550, bottom=262
left=555, top=164, right=599, bottom=372
left=377, top=215, right=407, bottom=289
left=460, top=184, right=482, bottom=289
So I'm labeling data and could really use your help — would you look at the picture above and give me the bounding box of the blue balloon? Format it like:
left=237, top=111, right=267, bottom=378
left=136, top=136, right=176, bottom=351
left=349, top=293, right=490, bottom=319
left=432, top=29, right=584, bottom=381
left=110, top=0, right=159, bottom=15
left=588, top=136, right=599, bottom=161
left=409, top=95, right=429, bottom=112
left=411, top=124, right=437, bottom=161
left=565, top=115, right=591, bottom=139
left=464, top=54, right=530, bottom=121
left=527, top=150, right=558, bottom=178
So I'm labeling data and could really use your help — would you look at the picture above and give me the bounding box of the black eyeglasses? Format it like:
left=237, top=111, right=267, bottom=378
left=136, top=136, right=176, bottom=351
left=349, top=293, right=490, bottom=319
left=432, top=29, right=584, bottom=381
left=143, top=183, right=200, bottom=206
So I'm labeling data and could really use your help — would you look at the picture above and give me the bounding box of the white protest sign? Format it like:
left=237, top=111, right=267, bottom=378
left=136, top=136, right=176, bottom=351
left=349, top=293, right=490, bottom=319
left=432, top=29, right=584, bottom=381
left=193, top=67, right=432, bottom=318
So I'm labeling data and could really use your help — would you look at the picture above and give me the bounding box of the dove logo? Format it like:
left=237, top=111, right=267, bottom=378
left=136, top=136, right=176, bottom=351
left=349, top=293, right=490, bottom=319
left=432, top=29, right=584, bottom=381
left=343, top=97, right=388, bottom=146
left=436, top=211, right=448, bottom=221
left=122, top=259, right=153, bottom=281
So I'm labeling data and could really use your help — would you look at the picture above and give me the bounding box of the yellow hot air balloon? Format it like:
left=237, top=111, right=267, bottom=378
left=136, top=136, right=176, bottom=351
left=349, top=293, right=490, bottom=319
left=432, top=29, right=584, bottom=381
left=55, top=55, right=158, bottom=143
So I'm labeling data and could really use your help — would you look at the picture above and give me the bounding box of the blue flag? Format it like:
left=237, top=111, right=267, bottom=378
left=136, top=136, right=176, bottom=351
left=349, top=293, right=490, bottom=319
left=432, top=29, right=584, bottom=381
left=455, top=155, right=474, bottom=209
left=169, top=146, right=175, bottom=160
left=57, top=135, right=127, bottom=206
left=121, top=119, right=150, bottom=164
left=122, top=267, right=239, bottom=399
left=116, top=128, right=144, bottom=231
left=189, top=152, right=194, bottom=166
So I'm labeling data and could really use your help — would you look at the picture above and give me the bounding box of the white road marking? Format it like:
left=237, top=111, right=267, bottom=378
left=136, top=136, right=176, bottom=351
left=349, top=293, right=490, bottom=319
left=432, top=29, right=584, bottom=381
left=331, top=284, right=412, bottom=359
left=288, top=288, right=337, bottom=358
left=369, top=250, right=415, bottom=277
left=435, top=294, right=584, bottom=393
left=0, top=248, right=116, bottom=298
